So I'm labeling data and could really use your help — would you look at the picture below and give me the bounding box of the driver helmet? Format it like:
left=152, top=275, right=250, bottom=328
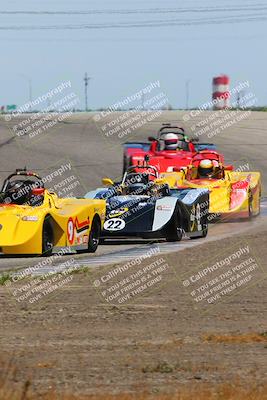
left=198, top=159, right=215, bottom=178
left=126, top=183, right=147, bottom=196
left=5, top=181, right=30, bottom=205
left=162, top=133, right=179, bottom=150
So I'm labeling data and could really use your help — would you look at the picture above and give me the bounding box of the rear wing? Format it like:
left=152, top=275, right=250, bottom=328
left=123, top=142, right=151, bottom=152
left=123, top=141, right=216, bottom=153
left=157, top=124, right=185, bottom=139
left=194, top=143, right=217, bottom=152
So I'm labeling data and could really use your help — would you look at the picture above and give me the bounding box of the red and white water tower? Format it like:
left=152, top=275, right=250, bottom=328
left=212, top=75, right=230, bottom=109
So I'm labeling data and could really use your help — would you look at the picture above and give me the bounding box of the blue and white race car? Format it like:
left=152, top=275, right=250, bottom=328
left=85, top=165, right=209, bottom=242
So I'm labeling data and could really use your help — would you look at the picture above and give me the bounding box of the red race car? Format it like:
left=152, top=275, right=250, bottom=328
left=123, top=124, right=218, bottom=174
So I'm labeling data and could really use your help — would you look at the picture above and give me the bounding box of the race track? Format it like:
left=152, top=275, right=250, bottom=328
left=0, top=110, right=266, bottom=273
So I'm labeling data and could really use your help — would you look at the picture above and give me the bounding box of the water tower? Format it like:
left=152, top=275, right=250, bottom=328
left=212, top=75, right=230, bottom=110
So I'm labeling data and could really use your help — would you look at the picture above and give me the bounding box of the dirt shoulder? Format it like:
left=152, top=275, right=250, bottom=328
left=0, top=231, right=267, bottom=398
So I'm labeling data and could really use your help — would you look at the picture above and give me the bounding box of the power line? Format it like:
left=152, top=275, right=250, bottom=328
left=1, top=4, right=267, bottom=15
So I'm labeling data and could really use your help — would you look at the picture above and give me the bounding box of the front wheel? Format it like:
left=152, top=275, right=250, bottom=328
left=166, top=213, right=183, bottom=242
left=42, top=218, right=53, bottom=256
left=88, top=218, right=101, bottom=253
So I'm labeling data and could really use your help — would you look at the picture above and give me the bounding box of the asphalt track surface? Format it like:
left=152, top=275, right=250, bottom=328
left=0, top=110, right=266, bottom=273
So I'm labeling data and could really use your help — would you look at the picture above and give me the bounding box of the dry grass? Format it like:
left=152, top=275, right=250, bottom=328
left=1, top=386, right=267, bottom=400
left=203, top=332, right=267, bottom=344
left=1, top=367, right=267, bottom=400
left=0, top=359, right=30, bottom=400
left=1, top=358, right=267, bottom=400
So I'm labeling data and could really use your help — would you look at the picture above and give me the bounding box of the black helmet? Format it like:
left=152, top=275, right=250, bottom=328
left=5, top=181, right=31, bottom=205
left=126, top=183, right=147, bottom=195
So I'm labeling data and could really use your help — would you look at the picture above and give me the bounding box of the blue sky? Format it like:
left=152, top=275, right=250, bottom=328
left=0, top=0, right=267, bottom=109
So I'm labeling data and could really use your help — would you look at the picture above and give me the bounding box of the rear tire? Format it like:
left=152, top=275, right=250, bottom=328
left=256, top=187, right=261, bottom=216
left=248, top=190, right=253, bottom=218
left=42, top=218, right=53, bottom=256
left=190, top=202, right=208, bottom=239
left=190, top=223, right=208, bottom=239
left=202, top=223, right=208, bottom=237
left=88, top=217, right=101, bottom=253
left=166, top=228, right=183, bottom=242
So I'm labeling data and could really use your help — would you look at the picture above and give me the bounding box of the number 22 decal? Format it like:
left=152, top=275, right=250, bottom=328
left=104, top=218, right=125, bottom=231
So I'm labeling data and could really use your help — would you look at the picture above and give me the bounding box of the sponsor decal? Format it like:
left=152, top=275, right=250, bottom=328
left=190, top=205, right=196, bottom=222
left=190, top=203, right=202, bottom=231
left=77, top=236, right=83, bottom=245
left=83, top=235, right=89, bottom=244
left=157, top=205, right=172, bottom=211
left=138, top=202, right=147, bottom=208
left=21, top=216, right=39, bottom=221
left=67, top=216, right=90, bottom=245
left=108, top=207, right=128, bottom=218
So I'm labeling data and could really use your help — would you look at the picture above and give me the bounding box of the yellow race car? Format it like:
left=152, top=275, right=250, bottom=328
left=160, top=151, right=261, bottom=221
left=0, top=169, right=106, bottom=255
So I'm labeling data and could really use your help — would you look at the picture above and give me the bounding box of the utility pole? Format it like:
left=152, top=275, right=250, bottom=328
left=186, top=80, right=190, bottom=110
left=84, top=73, right=91, bottom=111
left=20, top=74, right=33, bottom=111
left=237, top=90, right=245, bottom=109
left=28, top=78, right=32, bottom=110
left=141, top=92, right=145, bottom=110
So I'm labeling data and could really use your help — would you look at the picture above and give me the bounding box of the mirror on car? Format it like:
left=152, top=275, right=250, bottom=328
left=148, top=136, right=156, bottom=142
left=102, top=178, right=114, bottom=186
left=32, top=188, right=45, bottom=196
left=155, top=178, right=165, bottom=185
left=173, top=166, right=187, bottom=173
